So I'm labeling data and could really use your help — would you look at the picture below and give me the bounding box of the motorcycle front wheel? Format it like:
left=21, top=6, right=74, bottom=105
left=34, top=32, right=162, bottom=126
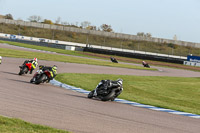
left=35, top=74, right=46, bottom=84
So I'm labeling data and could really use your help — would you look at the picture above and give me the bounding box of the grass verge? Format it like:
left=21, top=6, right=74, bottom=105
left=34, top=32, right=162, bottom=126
left=0, top=116, right=69, bottom=133
left=0, top=47, right=156, bottom=70
left=1, top=40, right=200, bottom=72
left=1, top=23, right=200, bottom=56
left=55, top=73, right=200, bottom=115
left=0, top=40, right=92, bottom=57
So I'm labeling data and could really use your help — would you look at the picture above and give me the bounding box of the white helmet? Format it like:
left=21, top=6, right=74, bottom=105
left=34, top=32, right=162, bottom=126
left=0, top=56, right=2, bottom=59
left=33, top=58, right=37, bottom=62
left=117, top=78, right=123, bottom=85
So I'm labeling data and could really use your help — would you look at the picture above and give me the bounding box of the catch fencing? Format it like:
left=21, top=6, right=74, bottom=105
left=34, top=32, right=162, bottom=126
left=0, top=18, right=200, bottom=48
left=0, top=33, right=187, bottom=64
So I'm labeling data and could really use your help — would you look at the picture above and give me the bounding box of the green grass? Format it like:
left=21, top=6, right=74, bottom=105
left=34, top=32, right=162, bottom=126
left=2, top=40, right=200, bottom=72
left=0, top=40, right=91, bottom=57
left=0, top=116, right=69, bottom=133
left=55, top=73, right=200, bottom=115
left=0, top=41, right=199, bottom=132
left=0, top=47, right=156, bottom=70
left=1, top=23, right=200, bottom=56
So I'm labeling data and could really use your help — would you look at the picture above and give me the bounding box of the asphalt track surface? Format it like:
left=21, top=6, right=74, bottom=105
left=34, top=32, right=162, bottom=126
left=1, top=42, right=200, bottom=77
left=0, top=44, right=200, bottom=133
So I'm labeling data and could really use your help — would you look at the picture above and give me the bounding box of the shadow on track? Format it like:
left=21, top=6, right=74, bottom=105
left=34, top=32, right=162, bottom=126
left=65, top=93, right=101, bottom=101
left=7, top=78, right=30, bottom=84
left=65, top=93, right=88, bottom=99
left=2, top=71, right=19, bottom=75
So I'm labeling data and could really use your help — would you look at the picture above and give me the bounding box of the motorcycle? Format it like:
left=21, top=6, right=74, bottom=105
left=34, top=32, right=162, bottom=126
left=0, top=56, right=2, bottom=64
left=110, top=57, right=118, bottom=63
left=30, top=69, right=51, bottom=84
left=143, top=63, right=150, bottom=68
left=88, top=83, right=122, bottom=101
left=142, top=61, right=150, bottom=68
left=18, top=62, right=32, bottom=75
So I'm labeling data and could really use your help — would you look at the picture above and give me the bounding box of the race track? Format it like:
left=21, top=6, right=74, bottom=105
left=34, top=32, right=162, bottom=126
left=0, top=43, right=200, bottom=133
left=1, top=42, right=200, bottom=77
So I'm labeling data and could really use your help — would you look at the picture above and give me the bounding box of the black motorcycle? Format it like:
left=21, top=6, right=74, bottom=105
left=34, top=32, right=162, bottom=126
left=88, top=84, right=122, bottom=101
left=30, top=69, right=51, bottom=84
left=110, top=57, right=118, bottom=63
left=143, top=63, right=150, bottom=68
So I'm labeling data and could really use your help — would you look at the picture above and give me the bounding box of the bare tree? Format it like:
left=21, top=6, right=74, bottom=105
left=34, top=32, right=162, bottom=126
left=5, top=14, right=13, bottom=20
left=173, top=34, right=177, bottom=40
left=100, top=24, right=113, bottom=32
left=137, top=32, right=145, bottom=37
left=28, top=15, right=37, bottom=22
left=81, top=21, right=91, bottom=28
left=75, top=22, right=79, bottom=26
left=61, top=21, right=69, bottom=25
left=86, top=26, right=97, bottom=30
left=55, top=17, right=61, bottom=24
left=37, top=16, right=43, bottom=22
left=28, top=15, right=43, bottom=22
left=146, top=33, right=152, bottom=38
left=17, top=18, right=23, bottom=21
left=137, top=32, right=152, bottom=37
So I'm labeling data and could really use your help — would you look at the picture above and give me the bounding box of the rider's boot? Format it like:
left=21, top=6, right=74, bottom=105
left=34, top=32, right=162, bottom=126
left=46, top=77, right=52, bottom=83
left=30, top=67, right=33, bottom=74
left=30, top=70, right=32, bottom=74
left=93, top=89, right=97, bottom=97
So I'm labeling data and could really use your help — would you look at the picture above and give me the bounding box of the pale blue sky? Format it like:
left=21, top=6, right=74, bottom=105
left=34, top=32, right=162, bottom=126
left=0, top=0, right=200, bottom=43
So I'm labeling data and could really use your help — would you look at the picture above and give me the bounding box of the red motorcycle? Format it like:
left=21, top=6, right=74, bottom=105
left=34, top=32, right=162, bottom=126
left=30, top=69, right=51, bottom=84
left=18, top=61, right=32, bottom=75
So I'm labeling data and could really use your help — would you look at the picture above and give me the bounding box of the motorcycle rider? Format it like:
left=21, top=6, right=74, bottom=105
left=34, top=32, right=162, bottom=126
left=23, top=58, right=38, bottom=74
left=142, top=61, right=150, bottom=67
left=0, top=56, right=2, bottom=64
left=93, top=78, right=123, bottom=99
left=39, top=65, right=57, bottom=82
left=142, top=61, right=147, bottom=65
left=110, top=56, right=118, bottom=63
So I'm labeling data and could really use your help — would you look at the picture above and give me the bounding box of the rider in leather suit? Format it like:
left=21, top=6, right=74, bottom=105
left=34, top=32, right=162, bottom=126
left=93, top=78, right=123, bottom=98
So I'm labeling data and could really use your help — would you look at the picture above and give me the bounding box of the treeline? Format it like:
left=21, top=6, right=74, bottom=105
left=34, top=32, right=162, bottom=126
left=0, top=14, right=113, bottom=32
left=0, top=13, right=200, bottom=56
left=1, top=14, right=153, bottom=36
left=28, top=15, right=114, bottom=32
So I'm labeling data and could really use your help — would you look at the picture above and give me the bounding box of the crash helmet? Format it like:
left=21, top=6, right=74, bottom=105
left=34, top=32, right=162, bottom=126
left=52, top=65, right=57, bottom=70
left=33, top=58, right=37, bottom=62
left=39, top=65, right=44, bottom=70
left=117, top=78, right=123, bottom=85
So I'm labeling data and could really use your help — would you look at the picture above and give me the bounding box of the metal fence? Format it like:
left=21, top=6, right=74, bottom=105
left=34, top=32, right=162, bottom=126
left=0, top=33, right=187, bottom=63
left=0, top=18, right=200, bottom=48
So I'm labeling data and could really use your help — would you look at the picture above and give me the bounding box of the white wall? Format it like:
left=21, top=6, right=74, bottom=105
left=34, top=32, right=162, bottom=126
left=184, top=61, right=200, bottom=67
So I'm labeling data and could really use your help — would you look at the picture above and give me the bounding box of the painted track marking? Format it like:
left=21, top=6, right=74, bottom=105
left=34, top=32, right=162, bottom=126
left=50, top=79, right=200, bottom=119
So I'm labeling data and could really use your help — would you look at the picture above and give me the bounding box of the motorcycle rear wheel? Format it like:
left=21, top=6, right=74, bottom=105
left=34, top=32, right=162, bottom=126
left=101, top=89, right=116, bottom=101
left=88, top=90, right=95, bottom=98
left=19, top=67, right=28, bottom=75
